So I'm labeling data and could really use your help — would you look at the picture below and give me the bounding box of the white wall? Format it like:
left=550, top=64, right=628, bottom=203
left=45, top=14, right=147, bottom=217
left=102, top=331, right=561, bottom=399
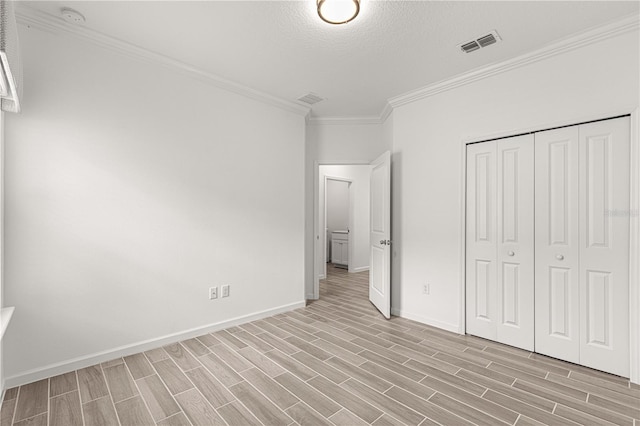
left=318, top=165, right=372, bottom=278
left=383, top=114, right=394, bottom=158
left=305, top=122, right=389, bottom=297
left=326, top=179, right=349, bottom=235
left=391, top=30, right=640, bottom=332
left=310, top=123, right=388, bottom=163
left=0, top=110, right=4, bottom=394
left=3, top=25, right=306, bottom=383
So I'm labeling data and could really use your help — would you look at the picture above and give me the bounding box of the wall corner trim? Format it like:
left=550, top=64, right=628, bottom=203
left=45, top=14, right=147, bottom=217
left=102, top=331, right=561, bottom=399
left=388, top=14, right=640, bottom=109
left=4, top=300, right=305, bottom=389
left=379, top=103, right=393, bottom=123
left=629, top=107, right=640, bottom=385
left=15, top=6, right=311, bottom=117
left=390, top=308, right=460, bottom=335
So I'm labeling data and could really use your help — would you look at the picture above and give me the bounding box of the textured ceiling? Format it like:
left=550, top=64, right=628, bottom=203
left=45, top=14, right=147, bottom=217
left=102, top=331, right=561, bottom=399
left=18, top=1, right=640, bottom=118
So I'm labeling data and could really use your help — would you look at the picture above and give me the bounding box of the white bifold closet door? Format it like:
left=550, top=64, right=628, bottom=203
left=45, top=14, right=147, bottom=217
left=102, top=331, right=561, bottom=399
left=535, top=117, right=630, bottom=377
left=466, top=134, right=535, bottom=351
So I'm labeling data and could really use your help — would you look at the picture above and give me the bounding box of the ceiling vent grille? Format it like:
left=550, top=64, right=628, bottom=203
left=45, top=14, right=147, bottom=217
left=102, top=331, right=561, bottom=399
left=297, top=93, right=325, bottom=105
left=477, top=33, right=497, bottom=48
left=459, top=30, right=501, bottom=53
left=460, top=41, right=480, bottom=53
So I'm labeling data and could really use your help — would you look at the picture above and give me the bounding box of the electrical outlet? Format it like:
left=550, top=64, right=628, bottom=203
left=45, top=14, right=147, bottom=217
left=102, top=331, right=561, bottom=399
left=422, top=284, right=430, bottom=295
left=221, top=284, right=230, bottom=298
left=209, top=286, right=218, bottom=300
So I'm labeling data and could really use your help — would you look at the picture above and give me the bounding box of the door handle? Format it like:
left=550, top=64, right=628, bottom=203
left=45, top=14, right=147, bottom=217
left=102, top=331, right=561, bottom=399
left=507, top=251, right=515, bottom=256
left=556, top=254, right=564, bottom=261
left=380, top=240, right=391, bottom=245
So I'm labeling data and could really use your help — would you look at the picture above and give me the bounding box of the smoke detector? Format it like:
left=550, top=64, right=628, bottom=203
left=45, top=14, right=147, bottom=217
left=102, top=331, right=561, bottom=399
left=297, top=93, right=325, bottom=105
left=61, top=8, right=86, bottom=25
left=459, top=30, right=501, bottom=53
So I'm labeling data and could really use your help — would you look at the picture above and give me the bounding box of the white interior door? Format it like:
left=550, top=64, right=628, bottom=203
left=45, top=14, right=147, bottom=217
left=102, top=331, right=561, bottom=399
left=466, top=142, right=498, bottom=341
left=496, top=136, right=535, bottom=351
left=465, top=117, right=631, bottom=375
left=369, top=151, right=391, bottom=319
left=535, top=117, right=630, bottom=376
left=466, top=135, right=534, bottom=350
left=535, top=126, right=581, bottom=364
left=578, top=118, right=630, bottom=377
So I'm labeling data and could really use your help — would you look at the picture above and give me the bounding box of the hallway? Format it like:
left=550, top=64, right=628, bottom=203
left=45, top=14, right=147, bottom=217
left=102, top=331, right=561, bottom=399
left=318, top=263, right=372, bottom=314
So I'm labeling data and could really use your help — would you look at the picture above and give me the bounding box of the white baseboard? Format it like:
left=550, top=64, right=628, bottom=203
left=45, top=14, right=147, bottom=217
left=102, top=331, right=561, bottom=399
left=391, top=307, right=460, bottom=334
left=5, top=300, right=305, bottom=388
left=318, top=274, right=326, bottom=280
left=351, top=266, right=369, bottom=273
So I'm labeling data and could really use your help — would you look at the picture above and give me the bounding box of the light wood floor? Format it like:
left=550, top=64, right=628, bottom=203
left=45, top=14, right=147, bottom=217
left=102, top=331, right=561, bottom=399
left=2, top=265, right=639, bottom=426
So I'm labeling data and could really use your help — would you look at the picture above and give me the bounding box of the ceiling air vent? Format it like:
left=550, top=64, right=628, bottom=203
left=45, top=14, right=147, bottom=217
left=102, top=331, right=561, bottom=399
left=297, top=92, right=325, bottom=105
left=459, top=30, right=501, bottom=53
left=477, top=33, right=497, bottom=48
left=460, top=41, right=480, bottom=53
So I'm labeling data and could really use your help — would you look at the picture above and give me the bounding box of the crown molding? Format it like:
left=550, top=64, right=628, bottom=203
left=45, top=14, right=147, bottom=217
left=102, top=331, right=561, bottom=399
left=389, top=13, right=640, bottom=109
left=308, top=102, right=393, bottom=125
left=308, top=116, right=382, bottom=125
left=308, top=13, right=639, bottom=124
left=15, top=6, right=311, bottom=117
left=17, top=6, right=636, bottom=121
left=379, top=102, right=393, bottom=123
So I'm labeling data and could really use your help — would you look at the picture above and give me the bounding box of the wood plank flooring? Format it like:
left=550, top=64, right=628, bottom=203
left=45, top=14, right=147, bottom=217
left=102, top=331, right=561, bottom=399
left=2, top=264, right=638, bottom=425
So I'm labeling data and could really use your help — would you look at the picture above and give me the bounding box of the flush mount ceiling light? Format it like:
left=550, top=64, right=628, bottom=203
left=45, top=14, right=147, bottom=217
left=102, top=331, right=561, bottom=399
left=317, top=0, right=360, bottom=25
left=60, top=7, right=86, bottom=24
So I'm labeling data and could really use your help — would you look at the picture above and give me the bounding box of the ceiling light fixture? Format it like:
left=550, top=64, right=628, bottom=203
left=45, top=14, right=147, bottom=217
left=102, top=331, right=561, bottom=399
left=317, top=0, right=360, bottom=25
left=60, top=7, right=86, bottom=24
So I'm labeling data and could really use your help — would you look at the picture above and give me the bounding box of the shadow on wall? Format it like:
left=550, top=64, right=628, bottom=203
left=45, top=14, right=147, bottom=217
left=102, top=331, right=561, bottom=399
left=390, top=151, right=402, bottom=313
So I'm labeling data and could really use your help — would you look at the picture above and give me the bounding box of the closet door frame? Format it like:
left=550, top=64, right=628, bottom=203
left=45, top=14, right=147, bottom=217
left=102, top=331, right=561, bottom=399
left=458, top=107, right=640, bottom=384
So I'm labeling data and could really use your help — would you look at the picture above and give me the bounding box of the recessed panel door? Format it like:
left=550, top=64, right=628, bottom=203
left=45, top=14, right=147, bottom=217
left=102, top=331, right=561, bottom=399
left=578, top=117, right=630, bottom=377
left=496, top=135, right=535, bottom=351
left=466, top=135, right=534, bottom=350
left=466, top=141, right=498, bottom=341
left=369, top=151, right=391, bottom=319
left=535, top=126, right=580, bottom=364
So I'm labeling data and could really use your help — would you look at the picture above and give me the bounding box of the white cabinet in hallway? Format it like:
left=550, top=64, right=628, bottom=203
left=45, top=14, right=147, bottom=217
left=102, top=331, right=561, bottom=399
left=466, top=116, right=631, bottom=377
left=331, top=231, right=349, bottom=267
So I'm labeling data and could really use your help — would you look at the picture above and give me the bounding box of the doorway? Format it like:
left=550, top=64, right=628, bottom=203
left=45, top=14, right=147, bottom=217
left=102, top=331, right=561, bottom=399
left=315, top=164, right=373, bottom=300
left=312, top=152, right=392, bottom=319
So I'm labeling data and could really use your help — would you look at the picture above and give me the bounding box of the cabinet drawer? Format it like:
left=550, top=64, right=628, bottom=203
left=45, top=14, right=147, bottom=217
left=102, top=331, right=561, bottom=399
left=331, top=232, right=348, bottom=241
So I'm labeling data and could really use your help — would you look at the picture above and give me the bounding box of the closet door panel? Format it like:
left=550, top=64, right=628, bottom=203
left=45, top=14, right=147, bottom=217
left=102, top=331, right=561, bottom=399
left=466, top=142, right=497, bottom=341
left=496, top=135, right=535, bottom=350
left=578, top=118, right=630, bottom=377
left=535, top=126, right=580, bottom=363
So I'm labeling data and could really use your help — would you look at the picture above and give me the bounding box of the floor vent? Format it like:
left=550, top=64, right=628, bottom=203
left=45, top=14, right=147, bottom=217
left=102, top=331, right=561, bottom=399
left=297, top=92, right=325, bottom=105
left=459, top=30, right=501, bottom=53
